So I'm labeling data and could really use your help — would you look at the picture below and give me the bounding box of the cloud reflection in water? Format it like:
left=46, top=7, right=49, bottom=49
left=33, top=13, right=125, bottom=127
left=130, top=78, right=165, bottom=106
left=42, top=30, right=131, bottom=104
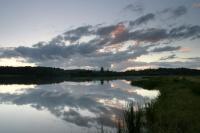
left=0, top=80, right=159, bottom=131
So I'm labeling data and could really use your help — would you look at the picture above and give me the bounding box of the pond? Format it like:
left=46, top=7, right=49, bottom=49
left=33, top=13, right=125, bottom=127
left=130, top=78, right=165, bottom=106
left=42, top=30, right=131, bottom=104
left=0, top=80, right=159, bottom=133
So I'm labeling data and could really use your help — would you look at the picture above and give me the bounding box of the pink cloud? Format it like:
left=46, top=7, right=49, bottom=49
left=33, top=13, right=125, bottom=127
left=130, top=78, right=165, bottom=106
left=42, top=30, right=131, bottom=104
left=193, top=3, right=200, bottom=8
left=110, top=23, right=126, bottom=38
left=179, top=47, right=191, bottom=52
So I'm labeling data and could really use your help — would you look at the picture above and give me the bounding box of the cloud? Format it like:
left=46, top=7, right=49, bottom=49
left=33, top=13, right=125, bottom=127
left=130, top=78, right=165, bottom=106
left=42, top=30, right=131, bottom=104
left=110, top=23, right=127, bottom=38
left=1, top=42, right=99, bottom=61
left=160, top=6, right=187, bottom=19
left=179, top=47, right=191, bottom=52
left=130, top=28, right=167, bottom=42
left=96, top=25, right=116, bottom=36
left=123, top=3, right=144, bottom=13
left=113, top=25, right=200, bottom=44
left=181, top=57, right=200, bottom=62
left=171, top=6, right=187, bottom=18
left=152, top=46, right=181, bottom=52
left=160, top=54, right=176, bottom=60
left=64, top=25, right=92, bottom=43
left=0, top=23, right=199, bottom=70
left=1, top=15, right=200, bottom=70
left=152, top=60, right=200, bottom=68
left=109, top=28, right=168, bottom=45
left=113, top=59, right=200, bottom=71
left=95, top=44, right=154, bottom=63
left=193, top=3, right=200, bottom=8
left=129, top=13, right=155, bottom=26
left=169, top=25, right=200, bottom=40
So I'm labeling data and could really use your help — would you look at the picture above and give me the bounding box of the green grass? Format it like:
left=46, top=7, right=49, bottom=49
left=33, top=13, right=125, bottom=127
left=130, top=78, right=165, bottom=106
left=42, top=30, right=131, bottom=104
left=116, top=103, right=145, bottom=133
left=131, top=76, right=200, bottom=133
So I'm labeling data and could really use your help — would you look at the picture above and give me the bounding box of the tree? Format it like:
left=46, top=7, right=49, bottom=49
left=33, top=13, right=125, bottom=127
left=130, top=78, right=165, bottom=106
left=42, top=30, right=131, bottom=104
left=100, top=67, right=104, bottom=72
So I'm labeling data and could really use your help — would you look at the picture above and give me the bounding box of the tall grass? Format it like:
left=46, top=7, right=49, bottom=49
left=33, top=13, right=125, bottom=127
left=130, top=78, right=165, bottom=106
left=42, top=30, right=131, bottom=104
left=117, top=102, right=146, bottom=133
left=131, top=76, right=200, bottom=133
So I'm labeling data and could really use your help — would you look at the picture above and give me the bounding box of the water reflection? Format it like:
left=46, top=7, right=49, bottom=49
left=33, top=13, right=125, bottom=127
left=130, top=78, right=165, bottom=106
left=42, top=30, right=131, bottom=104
left=0, top=84, right=36, bottom=94
left=0, top=80, right=159, bottom=133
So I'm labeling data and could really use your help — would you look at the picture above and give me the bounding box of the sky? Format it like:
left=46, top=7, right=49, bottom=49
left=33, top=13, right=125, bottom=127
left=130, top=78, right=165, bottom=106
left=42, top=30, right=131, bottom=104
left=0, top=0, right=200, bottom=71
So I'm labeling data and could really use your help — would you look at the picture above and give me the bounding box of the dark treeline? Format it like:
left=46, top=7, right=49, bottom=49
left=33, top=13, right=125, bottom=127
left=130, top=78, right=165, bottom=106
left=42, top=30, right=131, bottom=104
left=0, top=66, right=200, bottom=77
left=0, top=66, right=119, bottom=78
left=0, top=66, right=120, bottom=84
left=0, top=66, right=200, bottom=84
left=0, top=66, right=65, bottom=76
left=124, top=67, right=200, bottom=76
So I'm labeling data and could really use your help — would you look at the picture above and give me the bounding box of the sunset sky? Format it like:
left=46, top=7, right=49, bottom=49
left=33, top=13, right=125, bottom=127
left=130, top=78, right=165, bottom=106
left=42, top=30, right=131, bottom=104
left=0, top=0, right=200, bottom=71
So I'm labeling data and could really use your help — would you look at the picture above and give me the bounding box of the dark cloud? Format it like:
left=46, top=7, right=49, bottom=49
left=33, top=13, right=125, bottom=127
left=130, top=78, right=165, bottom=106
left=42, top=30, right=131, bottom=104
left=129, top=13, right=155, bottom=26
left=169, top=25, right=200, bottom=40
left=130, top=28, right=167, bottom=42
left=113, top=28, right=169, bottom=44
left=152, top=46, right=181, bottom=52
left=153, top=61, right=200, bottom=68
left=113, top=59, right=200, bottom=70
left=1, top=24, right=200, bottom=59
left=154, top=60, right=200, bottom=69
left=93, top=44, right=154, bottom=64
left=112, top=25, right=200, bottom=44
left=182, top=57, right=200, bottom=62
left=172, top=6, right=187, bottom=18
left=160, top=6, right=187, bottom=19
left=110, top=28, right=167, bottom=44
left=112, top=29, right=166, bottom=45
left=2, top=43, right=98, bottom=61
left=123, top=3, right=144, bottom=13
left=160, top=54, right=176, bottom=60
left=96, top=25, right=116, bottom=36
left=54, top=44, right=154, bottom=69
left=64, top=25, right=92, bottom=43
left=131, top=25, right=200, bottom=43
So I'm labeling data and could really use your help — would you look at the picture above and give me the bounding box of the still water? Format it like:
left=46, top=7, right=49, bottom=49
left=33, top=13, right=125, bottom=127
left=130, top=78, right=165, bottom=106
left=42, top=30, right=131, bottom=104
left=0, top=80, right=159, bottom=133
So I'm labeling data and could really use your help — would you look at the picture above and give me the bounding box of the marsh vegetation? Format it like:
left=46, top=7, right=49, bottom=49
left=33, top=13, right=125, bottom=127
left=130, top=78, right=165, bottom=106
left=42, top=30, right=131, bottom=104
left=117, top=76, right=200, bottom=133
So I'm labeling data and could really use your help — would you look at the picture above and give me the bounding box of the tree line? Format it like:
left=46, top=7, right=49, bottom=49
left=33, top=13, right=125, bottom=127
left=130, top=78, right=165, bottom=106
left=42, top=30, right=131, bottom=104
left=0, top=66, right=200, bottom=77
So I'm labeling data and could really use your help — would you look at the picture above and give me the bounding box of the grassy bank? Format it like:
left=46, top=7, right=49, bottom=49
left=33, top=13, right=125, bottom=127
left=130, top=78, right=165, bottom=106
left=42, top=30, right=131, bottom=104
left=130, top=76, right=200, bottom=133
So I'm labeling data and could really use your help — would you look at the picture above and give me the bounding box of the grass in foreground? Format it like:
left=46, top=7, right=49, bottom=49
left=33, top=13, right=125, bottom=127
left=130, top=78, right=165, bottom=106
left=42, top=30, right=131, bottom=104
left=120, top=103, right=144, bottom=133
left=130, top=76, right=200, bottom=133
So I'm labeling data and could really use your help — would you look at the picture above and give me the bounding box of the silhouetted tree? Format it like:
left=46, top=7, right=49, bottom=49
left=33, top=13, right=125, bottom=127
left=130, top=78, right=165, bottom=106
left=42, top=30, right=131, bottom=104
left=100, top=67, right=104, bottom=72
